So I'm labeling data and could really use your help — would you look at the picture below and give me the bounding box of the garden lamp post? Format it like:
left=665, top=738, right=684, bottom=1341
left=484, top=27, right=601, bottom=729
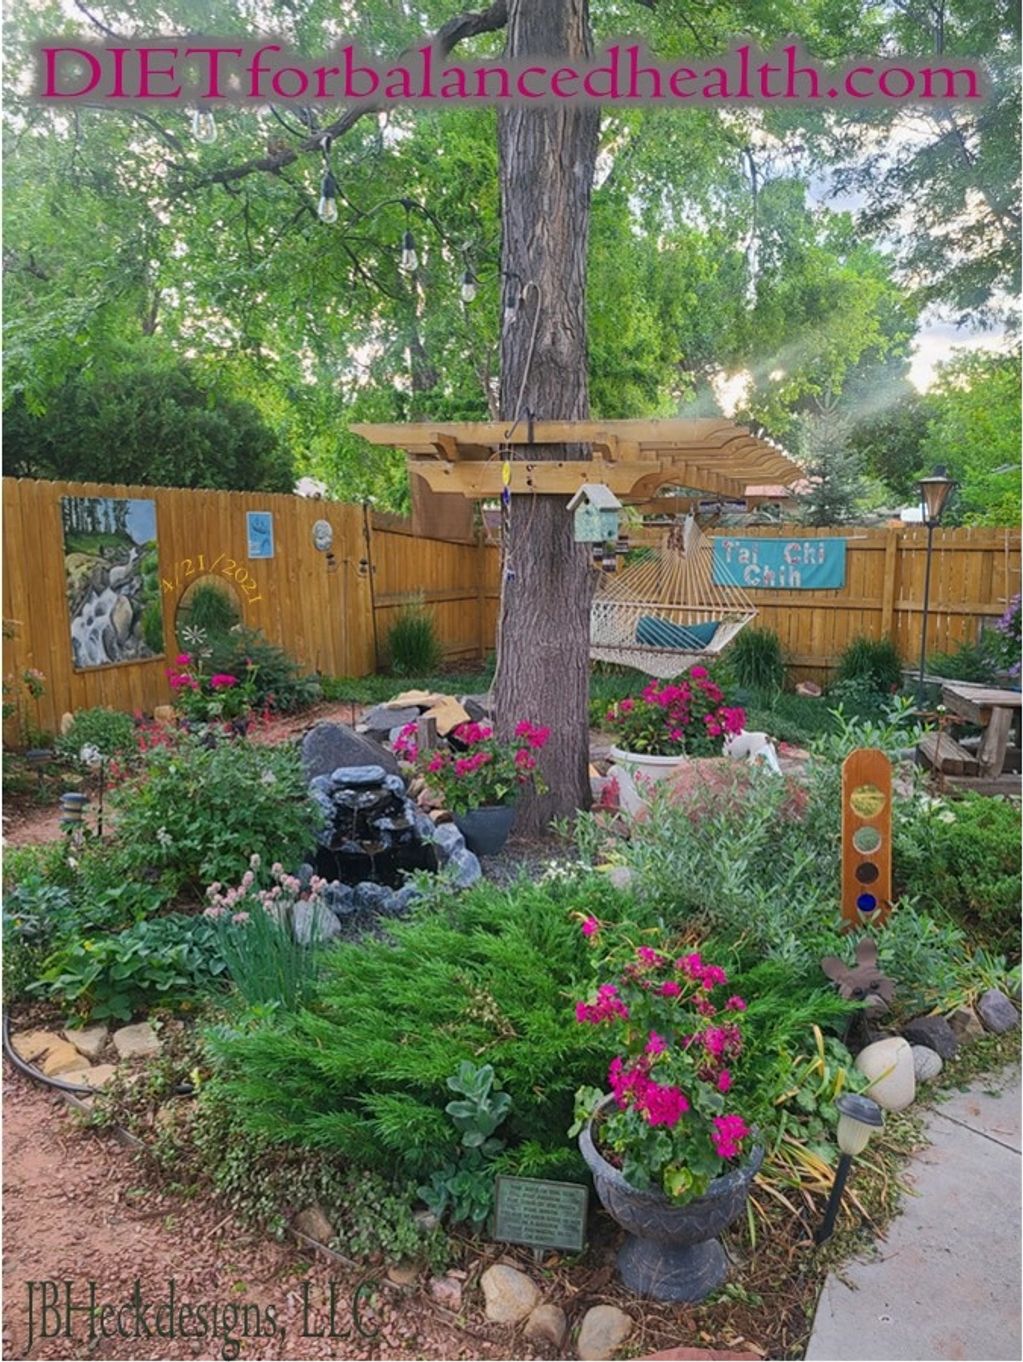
left=916, top=467, right=956, bottom=704
left=815, top=1093, right=884, bottom=1245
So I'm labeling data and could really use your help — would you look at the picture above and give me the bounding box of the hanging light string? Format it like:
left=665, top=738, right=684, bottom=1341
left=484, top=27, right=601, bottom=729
left=317, top=136, right=339, bottom=223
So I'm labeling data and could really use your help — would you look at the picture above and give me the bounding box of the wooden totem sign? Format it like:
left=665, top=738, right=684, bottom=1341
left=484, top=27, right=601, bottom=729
left=841, top=747, right=893, bottom=929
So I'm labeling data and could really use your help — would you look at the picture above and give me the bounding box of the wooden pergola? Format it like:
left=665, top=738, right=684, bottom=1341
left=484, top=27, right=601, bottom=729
left=351, top=418, right=803, bottom=502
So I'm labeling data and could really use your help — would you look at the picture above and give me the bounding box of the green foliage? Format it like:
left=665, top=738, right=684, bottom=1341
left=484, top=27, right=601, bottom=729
left=181, top=582, right=240, bottom=641
left=795, top=398, right=867, bottom=526
left=387, top=598, right=442, bottom=676
left=212, top=905, right=319, bottom=1014
left=927, top=637, right=1001, bottom=684
left=34, top=914, right=229, bottom=1022
left=54, top=708, right=138, bottom=765
left=895, top=793, right=1021, bottom=949
left=834, top=636, right=904, bottom=699
left=2, top=875, right=72, bottom=1003
left=205, top=627, right=322, bottom=713
left=203, top=875, right=631, bottom=1178
left=111, top=734, right=320, bottom=902
left=729, top=628, right=786, bottom=694
left=737, top=692, right=838, bottom=748
left=418, top=1061, right=512, bottom=1227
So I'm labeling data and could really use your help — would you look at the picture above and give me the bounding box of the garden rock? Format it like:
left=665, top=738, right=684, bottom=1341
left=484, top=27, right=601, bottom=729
left=428, top=1275, right=463, bottom=1312
left=795, top=680, right=822, bottom=697
left=976, top=988, right=1019, bottom=1034
left=64, top=1025, right=109, bottom=1060
left=300, top=722, right=399, bottom=780
left=901, top=1015, right=958, bottom=1060
left=460, top=694, right=493, bottom=722
left=309, top=774, right=333, bottom=796
left=432, top=822, right=466, bottom=861
left=911, top=1045, right=943, bottom=1082
left=294, top=1204, right=334, bottom=1244
left=40, top=1040, right=88, bottom=1077
left=353, top=882, right=394, bottom=914
left=480, top=1263, right=540, bottom=1325
left=62, top=1063, right=117, bottom=1090
left=112, top=1023, right=161, bottom=1060
left=854, top=1036, right=915, bottom=1111
left=577, top=1304, right=633, bottom=1360
left=10, top=1030, right=62, bottom=1064
left=390, top=883, right=422, bottom=915
left=948, top=1005, right=985, bottom=1044
left=386, top=1261, right=420, bottom=1287
left=293, top=901, right=342, bottom=945
left=383, top=773, right=407, bottom=796
left=524, top=1304, right=567, bottom=1349
left=359, top=704, right=420, bottom=737
left=331, top=764, right=388, bottom=787
left=324, top=881, right=356, bottom=917
left=447, top=847, right=482, bottom=888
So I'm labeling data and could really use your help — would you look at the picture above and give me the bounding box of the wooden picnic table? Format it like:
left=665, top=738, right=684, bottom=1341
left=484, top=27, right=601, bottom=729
left=942, top=683, right=1022, bottom=777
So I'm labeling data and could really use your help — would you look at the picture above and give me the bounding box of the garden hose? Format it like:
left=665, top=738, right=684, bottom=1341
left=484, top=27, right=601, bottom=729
left=2, top=1012, right=193, bottom=1098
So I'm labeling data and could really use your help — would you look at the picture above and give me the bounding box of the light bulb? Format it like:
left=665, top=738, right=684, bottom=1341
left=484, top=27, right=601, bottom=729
left=460, top=270, right=478, bottom=303
left=317, top=171, right=338, bottom=224
left=503, top=276, right=520, bottom=326
left=192, top=107, right=217, bottom=145
left=400, top=229, right=418, bottom=273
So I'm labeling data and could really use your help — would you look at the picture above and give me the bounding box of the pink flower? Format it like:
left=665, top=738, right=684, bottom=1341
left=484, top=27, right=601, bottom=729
left=690, top=665, right=708, bottom=679
left=678, top=952, right=703, bottom=979
left=175, top=653, right=192, bottom=666
left=645, top=1031, right=667, bottom=1055
left=575, top=983, right=630, bottom=1024
left=232, top=911, right=250, bottom=925
left=659, top=980, right=681, bottom=998
left=726, top=995, right=747, bottom=1012
left=581, top=916, right=600, bottom=938
left=619, top=698, right=634, bottom=713
left=717, top=1069, right=733, bottom=1093
left=699, top=964, right=728, bottom=989
left=209, top=673, right=238, bottom=689
left=642, top=1081, right=690, bottom=1128
left=515, top=721, right=550, bottom=749
left=711, top=1113, right=749, bottom=1160
left=427, top=752, right=446, bottom=773
left=514, top=748, right=537, bottom=770
left=636, top=946, right=665, bottom=967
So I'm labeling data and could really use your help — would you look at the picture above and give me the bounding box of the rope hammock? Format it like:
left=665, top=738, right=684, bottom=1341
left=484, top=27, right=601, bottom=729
left=590, top=514, right=757, bottom=678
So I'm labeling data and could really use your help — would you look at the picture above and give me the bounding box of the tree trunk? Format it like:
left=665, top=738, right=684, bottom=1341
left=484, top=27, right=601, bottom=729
left=494, top=0, right=600, bottom=833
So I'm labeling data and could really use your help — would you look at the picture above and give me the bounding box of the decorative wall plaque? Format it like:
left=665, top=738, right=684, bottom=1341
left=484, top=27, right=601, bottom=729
left=493, top=1175, right=588, bottom=1253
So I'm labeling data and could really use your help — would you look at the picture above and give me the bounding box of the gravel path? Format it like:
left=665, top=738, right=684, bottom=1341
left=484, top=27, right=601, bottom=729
left=1, top=1070, right=519, bottom=1362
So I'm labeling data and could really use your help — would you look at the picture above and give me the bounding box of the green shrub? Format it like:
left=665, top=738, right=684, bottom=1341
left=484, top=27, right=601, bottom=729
left=206, top=627, right=322, bottom=713
left=927, top=638, right=1000, bottom=684
left=729, top=627, right=786, bottom=693
left=111, top=733, right=320, bottom=902
left=34, top=913, right=229, bottom=1021
left=203, top=874, right=633, bottom=1179
left=895, top=793, right=1021, bottom=949
left=387, top=597, right=442, bottom=675
left=834, top=636, right=903, bottom=698
left=181, top=581, right=240, bottom=640
left=55, top=707, right=138, bottom=765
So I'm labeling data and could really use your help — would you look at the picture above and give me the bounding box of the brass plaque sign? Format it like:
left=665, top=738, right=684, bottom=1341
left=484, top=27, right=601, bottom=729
left=493, top=1176, right=588, bottom=1253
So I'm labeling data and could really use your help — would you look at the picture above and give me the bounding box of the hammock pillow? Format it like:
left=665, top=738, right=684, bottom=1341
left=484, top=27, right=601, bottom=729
left=635, top=616, right=721, bottom=651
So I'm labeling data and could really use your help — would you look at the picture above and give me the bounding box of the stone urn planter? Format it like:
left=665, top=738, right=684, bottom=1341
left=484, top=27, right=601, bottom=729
left=579, top=1097, right=763, bottom=1303
left=453, top=803, right=517, bottom=857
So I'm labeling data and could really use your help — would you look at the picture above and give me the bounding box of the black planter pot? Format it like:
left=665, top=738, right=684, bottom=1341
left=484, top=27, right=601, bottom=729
left=579, top=1096, right=763, bottom=1303
left=453, top=803, right=517, bottom=856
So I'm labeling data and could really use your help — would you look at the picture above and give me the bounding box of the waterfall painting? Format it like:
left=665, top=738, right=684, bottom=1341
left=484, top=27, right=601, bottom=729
left=62, top=496, right=165, bottom=669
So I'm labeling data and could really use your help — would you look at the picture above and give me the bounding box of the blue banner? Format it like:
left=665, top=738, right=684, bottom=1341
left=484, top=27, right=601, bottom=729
left=712, top=535, right=846, bottom=590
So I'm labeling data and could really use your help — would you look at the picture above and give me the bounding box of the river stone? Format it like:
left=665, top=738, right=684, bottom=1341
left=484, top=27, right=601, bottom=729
left=524, top=1303, right=567, bottom=1349
left=976, top=988, right=1020, bottom=1033
left=577, top=1305, right=633, bottom=1360
left=112, top=1022, right=161, bottom=1060
left=948, top=1005, right=985, bottom=1044
left=854, top=1035, right=915, bottom=1111
left=432, top=822, right=466, bottom=861
left=901, top=1015, right=958, bottom=1060
left=330, top=764, right=387, bottom=787
left=293, top=901, right=342, bottom=945
left=383, top=773, right=407, bottom=796
left=353, top=882, right=394, bottom=913
left=447, top=847, right=482, bottom=888
left=300, top=722, right=398, bottom=780
left=480, top=1264, right=539, bottom=1325
left=389, top=883, right=422, bottom=915
left=911, top=1045, right=943, bottom=1082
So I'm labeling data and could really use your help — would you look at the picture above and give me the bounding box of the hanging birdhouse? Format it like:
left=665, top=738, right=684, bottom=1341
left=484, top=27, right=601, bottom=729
left=567, top=483, right=623, bottom=544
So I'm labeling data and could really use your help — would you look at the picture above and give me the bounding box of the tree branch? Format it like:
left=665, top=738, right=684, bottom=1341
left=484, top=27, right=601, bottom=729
left=176, top=0, right=508, bottom=196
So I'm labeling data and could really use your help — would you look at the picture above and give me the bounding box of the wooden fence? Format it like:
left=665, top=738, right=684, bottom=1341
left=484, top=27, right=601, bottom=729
left=2, top=476, right=1018, bottom=735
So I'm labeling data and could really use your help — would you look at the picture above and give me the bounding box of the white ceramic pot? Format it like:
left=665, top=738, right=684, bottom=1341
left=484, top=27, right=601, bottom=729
left=607, top=747, right=685, bottom=787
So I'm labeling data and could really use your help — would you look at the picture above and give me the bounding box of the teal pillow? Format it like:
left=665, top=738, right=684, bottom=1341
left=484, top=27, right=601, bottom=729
left=635, top=616, right=720, bottom=650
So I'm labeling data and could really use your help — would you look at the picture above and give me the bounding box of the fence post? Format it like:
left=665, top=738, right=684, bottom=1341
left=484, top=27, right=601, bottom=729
left=880, top=527, right=899, bottom=646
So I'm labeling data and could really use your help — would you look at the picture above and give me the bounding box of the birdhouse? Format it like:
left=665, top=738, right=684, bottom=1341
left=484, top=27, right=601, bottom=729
left=567, top=483, right=623, bottom=544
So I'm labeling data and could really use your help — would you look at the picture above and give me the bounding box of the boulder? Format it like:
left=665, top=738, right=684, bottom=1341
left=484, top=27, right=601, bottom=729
left=10, top=1029, right=61, bottom=1064
left=911, top=1045, right=943, bottom=1082
left=293, top=901, right=342, bottom=945
left=324, top=881, right=356, bottom=918
left=432, top=823, right=466, bottom=861
left=40, top=1040, right=88, bottom=1077
left=976, top=988, right=1019, bottom=1034
left=353, top=882, right=394, bottom=914
left=112, top=1023, right=161, bottom=1060
left=428, top=1275, right=463, bottom=1312
left=480, top=1264, right=540, bottom=1325
left=577, top=1305, right=633, bottom=1360
left=901, top=1015, right=958, bottom=1060
left=294, top=1204, right=334, bottom=1244
left=64, top=1024, right=109, bottom=1060
left=360, top=704, right=421, bottom=736
left=300, top=722, right=398, bottom=781
left=389, top=884, right=422, bottom=916
left=525, top=1304, right=567, bottom=1349
left=447, top=847, right=482, bottom=888
left=460, top=694, right=493, bottom=722
left=854, top=1035, right=915, bottom=1111
left=948, top=1005, right=985, bottom=1045
left=330, top=764, right=388, bottom=787
left=383, top=773, right=408, bottom=796
left=422, top=696, right=471, bottom=736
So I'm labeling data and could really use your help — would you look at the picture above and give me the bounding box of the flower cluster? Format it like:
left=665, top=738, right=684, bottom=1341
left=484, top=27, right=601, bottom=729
left=604, top=666, right=746, bottom=757
left=406, top=717, right=551, bottom=814
left=165, top=652, right=256, bottom=726
left=204, top=854, right=336, bottom=928
left=573, top=925, right=751, bottom=1203
left=991, top=594, right=1021, bottom=677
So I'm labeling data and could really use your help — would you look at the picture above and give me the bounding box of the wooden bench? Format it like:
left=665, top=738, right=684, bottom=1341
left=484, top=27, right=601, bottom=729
left=917, top=731, right=979, bottom=776
left=942, top=684, right=1022, bottom=777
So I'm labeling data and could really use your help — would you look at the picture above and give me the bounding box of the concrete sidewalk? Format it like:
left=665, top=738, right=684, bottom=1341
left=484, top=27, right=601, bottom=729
left=805, top=1071, right=1021, bottom=1362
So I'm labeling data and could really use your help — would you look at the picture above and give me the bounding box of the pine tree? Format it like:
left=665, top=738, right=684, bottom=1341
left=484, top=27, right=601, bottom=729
left=796, top=396, right=866, bottom=526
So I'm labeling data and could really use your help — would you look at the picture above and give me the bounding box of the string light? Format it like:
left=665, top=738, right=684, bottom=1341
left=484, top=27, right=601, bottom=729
left=460, top=268, right=478, bottom=303
left=317, top=137, right=338, bottom=223
left=503, top=272, right=520, bottom=325
left=400, top=227, right=418, bottom=273
left=191, top=106, right=217, bottom=145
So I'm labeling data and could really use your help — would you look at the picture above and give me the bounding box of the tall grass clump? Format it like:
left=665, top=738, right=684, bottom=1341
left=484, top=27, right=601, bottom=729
left=729, top=627, right=786, bottom=693
left=387, top=596, right=442, bottom=675
left=834, top=636, right=903, bottom=693
left=213, top=905, right=320, bottom=1012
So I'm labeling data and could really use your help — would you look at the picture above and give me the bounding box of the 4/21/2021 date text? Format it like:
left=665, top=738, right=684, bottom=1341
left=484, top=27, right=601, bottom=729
left=161, top=552, right=263, bottom=604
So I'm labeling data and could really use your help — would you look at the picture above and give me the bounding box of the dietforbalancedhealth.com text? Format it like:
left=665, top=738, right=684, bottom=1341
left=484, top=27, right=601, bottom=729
left=36, top=40, right=984, bottom=108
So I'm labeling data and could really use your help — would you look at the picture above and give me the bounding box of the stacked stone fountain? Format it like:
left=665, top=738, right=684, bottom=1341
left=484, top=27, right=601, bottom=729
left=294, top=721, right=481, bottom=939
